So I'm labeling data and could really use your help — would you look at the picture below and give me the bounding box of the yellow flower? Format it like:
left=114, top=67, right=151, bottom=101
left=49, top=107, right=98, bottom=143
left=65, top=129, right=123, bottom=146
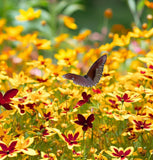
left=55, top=48, right=78, bottom=66
left=106, top=146, right=134, bottom=160
left=5, top=26, right=24, bottom=40
left=54, top=33, right=69, bottom=44
left=62, top=15, right=77, bottom=30
left=16, top=7, right=41, bottom=21
left=74, top=30, right=91, bottom=41
left=16, top=136, right=37, bottom=156
left=34, top=38, right=51, bottom=50
left=0, top=19, right=6, bottom=30
left=41, top=152, right=57, bottom=160
left=128, top=27, right=153, bottom=38
left=112, top=34, right=130, bottom=46
left=9, top=71, right=35, bottom=87
left=145, top=0, right=153, bottom=9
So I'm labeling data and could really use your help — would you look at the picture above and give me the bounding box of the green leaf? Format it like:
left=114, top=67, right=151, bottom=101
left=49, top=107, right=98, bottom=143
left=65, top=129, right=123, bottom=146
left=127, top=0, right=136, bottom=14
left=63, top=4, right=84, bottom=15
left=137, top=0, right=145, bottom=12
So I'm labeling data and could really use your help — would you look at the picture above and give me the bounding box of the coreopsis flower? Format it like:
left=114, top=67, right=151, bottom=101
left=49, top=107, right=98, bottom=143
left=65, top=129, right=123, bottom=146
left=74, top=114, right=95, bottom=131
left=60, top=130, right=81, bottom=149
left=9, top=71, right=34, bottom=87
left=109, top=99, right=119, bottom=110
left=94, top=150, right=108, bottom=160
left=0, top=126, right=11, bottom=145
left=41, top=152, right=57, bottom=160
left=128, top=27, right=153, bottom=38
left=16, top=136, right=37, bottom=156
left=73, top=30, right=91, bottom=41
left=145, top=0, right=153, bottom=9
left=27, top=56, right=52, bottom=69
left=61, top=15, right=77, bottom=30
left=0, top=89, right=18, bottom=110
left=92, top=88, right=101, bottom=94
left=106, top=146, right=134, bottom=160
left=116, top=93, right=134, bottom=104
left=0, top=140, right=20, bottom=159
left=33, top=38, right=51, bottom=50
left=112, top=34, right=130, bottom=47
left=16, top=8, right=41, bottom=21
left=55, top=48, right=78, bottom=66
left=54, top=33, right=69, bottom=45
left=43, top=112, right=54, bottom=121
left=5, top=26, right=24, bottom=40
left=74, top=92, right=91, bottom=109
left=0, top=19, right=6, bottom=31
left=131, top=117, right=152, bottom=132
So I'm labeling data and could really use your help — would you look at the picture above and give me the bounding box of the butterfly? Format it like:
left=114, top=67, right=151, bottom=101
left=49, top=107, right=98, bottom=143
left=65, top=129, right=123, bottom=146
left=62, top=54, right=107, bottom=87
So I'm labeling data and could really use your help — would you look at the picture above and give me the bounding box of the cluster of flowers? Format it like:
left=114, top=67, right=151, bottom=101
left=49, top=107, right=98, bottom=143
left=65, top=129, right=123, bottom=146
left=0, top=2, right=153, bottom=159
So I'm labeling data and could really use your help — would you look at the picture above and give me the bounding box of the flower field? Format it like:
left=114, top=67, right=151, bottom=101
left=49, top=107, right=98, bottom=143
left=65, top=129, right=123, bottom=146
left=0, top=0, right=153, bottom=160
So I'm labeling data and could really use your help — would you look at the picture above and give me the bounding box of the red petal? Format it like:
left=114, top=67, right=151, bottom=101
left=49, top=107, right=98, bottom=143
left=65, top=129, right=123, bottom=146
left=124, top=149, right=131, bottom=156
left=68, top=134, right=73, bottom=140
left=62, top=134, right=69, bottom=143
left=82, top=92, right=87, bottom=100
left=123, top=93, right=128, bottom=101
left=82, top=125, right=88, bottom=131
left=77, top=114, right=86, bottom=123
left=0, top=92, right=5, bottom=104
left=2, top=104, right=13, bottom=110
left=116, top=95, right=121, bottom=101
left=0, top=143, right=7, bottom=151
left=74, top=132, right=79, bottom=140
left=8, top=141, right=17, bottom=151
left=4, top=89, right=18, bottom=103
left=87, top=114, right=95, bottom=123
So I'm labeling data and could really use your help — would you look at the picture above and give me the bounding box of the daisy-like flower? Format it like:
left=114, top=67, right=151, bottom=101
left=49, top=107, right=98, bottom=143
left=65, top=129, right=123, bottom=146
left=129, top=116, right=153, bottom=132
left=109, top=99, right=119, bottom=109
left=145, top=0, right=153, bottom=9
left=61, top=15, right=77, bottom=30
left=116, top=93, right=134, bottom=104
left=33, top=38, right=51, bottom=50
left=73, top=30, right=91, bottom=41
left=60, top=130, right=81, bottom=149
left=0, top=140, right=20, bottom=159
left=0, top=89, right=18, bottom=110
left=16, top=136, right=37, bottom=156
left=133, top=120, right=152, bottom=132
left=54, top=33, right=69, bottom=45
left=106, top=146, right=134, bottom=160
left=55, top=48, right=78, bottom=66
left=41, top=152, right=57, bottom=160
left=5, top=26, right=24, bottom=41
left=74, top=114, right=95, bottom=131
left=16, top=8, right=41, bottom=21
left=74, top=92, right=91, bottom=109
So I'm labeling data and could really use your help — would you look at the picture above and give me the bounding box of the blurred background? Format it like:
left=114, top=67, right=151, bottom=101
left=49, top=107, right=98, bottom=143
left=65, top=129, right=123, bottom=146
left=0, top=0, right=152, bottom=59
left=0, top=0, right=149, bottom=35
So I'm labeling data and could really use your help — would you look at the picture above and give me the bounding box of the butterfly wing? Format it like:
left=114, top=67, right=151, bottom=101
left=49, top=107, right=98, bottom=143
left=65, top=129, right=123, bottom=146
left=63, top=73, right=93, bottom=87
left=86, top=54, right=107, bottom=85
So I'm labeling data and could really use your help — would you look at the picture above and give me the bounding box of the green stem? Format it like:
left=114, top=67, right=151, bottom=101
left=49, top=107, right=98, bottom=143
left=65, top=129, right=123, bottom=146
left=83, top=131, right=86, bottom=160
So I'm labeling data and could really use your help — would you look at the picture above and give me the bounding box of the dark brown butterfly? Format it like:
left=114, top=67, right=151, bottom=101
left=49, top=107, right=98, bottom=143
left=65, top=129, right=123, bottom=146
left=63, top=54, right=107, bottom=87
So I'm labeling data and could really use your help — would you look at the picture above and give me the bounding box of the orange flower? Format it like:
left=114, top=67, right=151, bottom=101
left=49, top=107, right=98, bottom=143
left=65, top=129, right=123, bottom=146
left=104, top=8, right=113, bottom=19
left=34, top=38, right=51, bottom=50
left=5, top=26, right=24, bottom=40
left=74, top=30, right=91, bottom=41
left=62, top=15, right=77, bottom=30
left=145, top=0, right=153, bottom=9
left=16, top=8, right=41, bottom=21
left=0, top=19, right=6, bottom=30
